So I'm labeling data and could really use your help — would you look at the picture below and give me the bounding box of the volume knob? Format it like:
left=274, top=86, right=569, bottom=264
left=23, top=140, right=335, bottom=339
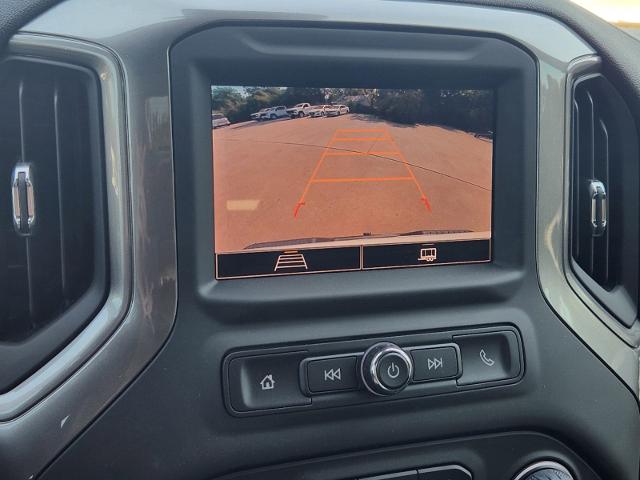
left=513, top=462, right=574, bottom=480
left=361, top=342, right=413, bottom=396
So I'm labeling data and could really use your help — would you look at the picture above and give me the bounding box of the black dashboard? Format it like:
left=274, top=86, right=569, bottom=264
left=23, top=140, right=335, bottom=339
left=1, top=1, right=640, bottom=479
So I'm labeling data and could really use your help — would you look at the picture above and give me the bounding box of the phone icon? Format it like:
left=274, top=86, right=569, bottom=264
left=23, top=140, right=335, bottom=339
left=479, top=349, right=495, bottom=367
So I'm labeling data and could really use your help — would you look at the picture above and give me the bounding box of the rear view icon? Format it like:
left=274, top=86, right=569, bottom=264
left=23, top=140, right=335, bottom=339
left=274, top=251, right=308, bottom=271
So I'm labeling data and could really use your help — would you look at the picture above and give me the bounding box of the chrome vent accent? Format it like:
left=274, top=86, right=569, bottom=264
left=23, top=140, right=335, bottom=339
left=11, top=163, right=36, bottom=235
left=570, top=74, right=639, bottom=327
left=0, top=57, right=108, bottom=391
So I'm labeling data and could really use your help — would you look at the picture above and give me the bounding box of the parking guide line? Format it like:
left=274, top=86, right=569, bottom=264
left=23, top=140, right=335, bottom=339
left=311, top=177, right=413, bottom=183
left=294, top=126, right=432, bottom=217
left=294, top=130, right=339, bottom=217
left=386, top=131, right=432, bottom=211
left=368, top=151, right=401, bottom=156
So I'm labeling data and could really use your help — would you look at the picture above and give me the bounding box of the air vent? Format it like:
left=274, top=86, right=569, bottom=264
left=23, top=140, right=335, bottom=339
left=570, top=74, right=639, bottom=327
left=0, top=57, right=108, bottom=391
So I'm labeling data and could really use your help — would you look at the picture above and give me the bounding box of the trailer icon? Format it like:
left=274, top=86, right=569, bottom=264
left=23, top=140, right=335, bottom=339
left=418, top=247, right=437, bottom=263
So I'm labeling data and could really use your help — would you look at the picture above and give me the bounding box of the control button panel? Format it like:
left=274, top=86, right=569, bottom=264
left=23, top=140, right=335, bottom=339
left=223, top=326, right=523, bottom=416
left=227, top=352, right=311, bottom=411
left=305, top=356, right=359, bottom=393
left=454, top=331, right=521, bottom=385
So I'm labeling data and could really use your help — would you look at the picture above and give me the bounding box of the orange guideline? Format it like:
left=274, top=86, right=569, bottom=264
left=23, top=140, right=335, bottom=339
left=293, top=127, right=431, bottom=218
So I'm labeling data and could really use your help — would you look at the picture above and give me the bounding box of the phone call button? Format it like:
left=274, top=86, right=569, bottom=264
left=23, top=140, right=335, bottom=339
left=454, top=331, right=522, bottom=386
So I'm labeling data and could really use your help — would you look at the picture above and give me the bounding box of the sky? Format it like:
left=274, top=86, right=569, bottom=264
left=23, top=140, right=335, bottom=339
left=572, top=0, right=640, bottom=24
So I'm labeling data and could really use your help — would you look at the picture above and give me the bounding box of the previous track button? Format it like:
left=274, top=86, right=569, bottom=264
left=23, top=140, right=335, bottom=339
left=306, top=356, right=359, bottom=394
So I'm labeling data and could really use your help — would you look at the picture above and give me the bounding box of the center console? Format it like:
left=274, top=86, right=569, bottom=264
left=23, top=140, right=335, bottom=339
left=5, top=1, right=639, bottom=479
left=159, top=21, right=640, bottom=480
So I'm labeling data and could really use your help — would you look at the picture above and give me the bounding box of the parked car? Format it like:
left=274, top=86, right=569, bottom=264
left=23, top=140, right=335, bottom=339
left=259, top=106, right=290, bottom=120
left=308, top=104, right=332, bottom=117
left=250, top=108, right=269, bottom=120
left=325, top=104, right=350, bottom=116
left=474, top=131, right=494, bottom=140
left=286, top=102, right=312, bottom=117
left=211, top=112, right=231, bottom=128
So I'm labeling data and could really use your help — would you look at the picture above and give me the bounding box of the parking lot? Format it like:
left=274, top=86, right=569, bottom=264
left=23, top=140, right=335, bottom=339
left=213, top=114, right=493, bottom=253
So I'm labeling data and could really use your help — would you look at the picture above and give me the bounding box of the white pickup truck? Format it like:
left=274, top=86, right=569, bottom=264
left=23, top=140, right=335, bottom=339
left=286, top=102, right=312, bottom=118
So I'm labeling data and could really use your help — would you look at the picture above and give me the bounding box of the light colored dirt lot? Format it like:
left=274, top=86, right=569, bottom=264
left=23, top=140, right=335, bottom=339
left=213, top=114, right=492, bottom=252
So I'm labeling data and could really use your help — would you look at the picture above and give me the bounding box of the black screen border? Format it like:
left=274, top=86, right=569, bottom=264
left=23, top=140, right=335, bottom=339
left=170, top=23, right=536, bottom=315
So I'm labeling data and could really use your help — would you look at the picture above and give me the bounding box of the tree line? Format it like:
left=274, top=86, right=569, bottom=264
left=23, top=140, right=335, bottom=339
left=211, top=87, right=493, bottom=132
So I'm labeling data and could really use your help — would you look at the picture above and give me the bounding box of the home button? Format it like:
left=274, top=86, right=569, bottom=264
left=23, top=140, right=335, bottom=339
left=227, top=352, right=311, bottom=412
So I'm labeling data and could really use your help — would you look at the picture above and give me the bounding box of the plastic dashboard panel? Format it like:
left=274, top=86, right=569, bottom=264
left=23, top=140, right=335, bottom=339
left=212, top=432, right=601, bottom=480
left=0, top=1, right=636, bottom=479
left=36, top=19, right=640, bottom=480
left=222, top=325, right=524, bottom=416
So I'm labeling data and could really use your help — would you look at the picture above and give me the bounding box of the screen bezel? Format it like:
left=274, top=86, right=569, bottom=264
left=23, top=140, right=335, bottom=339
left=170, top=23, right=536, bottom=317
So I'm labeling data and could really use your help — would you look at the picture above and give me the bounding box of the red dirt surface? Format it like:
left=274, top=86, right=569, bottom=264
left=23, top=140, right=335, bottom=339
left=213, top=114, right=492, bottom=252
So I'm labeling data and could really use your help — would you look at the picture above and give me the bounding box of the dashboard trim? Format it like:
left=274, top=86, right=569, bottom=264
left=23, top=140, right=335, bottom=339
left=536, top=53, right=640, bottom=395
left=0, top=34, right=177, bottom=479
left=561, top=60, right=640, bottom=344
left=0, top=36, right=132, bottom=419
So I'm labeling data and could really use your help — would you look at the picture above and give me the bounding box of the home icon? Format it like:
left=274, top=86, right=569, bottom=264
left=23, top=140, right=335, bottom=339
left=260, top=374, right=275, bottom=391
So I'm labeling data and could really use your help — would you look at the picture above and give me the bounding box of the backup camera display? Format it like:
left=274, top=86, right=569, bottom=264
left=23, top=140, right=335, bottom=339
left=212, top=86, right=493, bottom=279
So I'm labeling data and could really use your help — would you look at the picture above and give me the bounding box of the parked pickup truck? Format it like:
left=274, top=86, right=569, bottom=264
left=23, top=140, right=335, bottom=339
left=250, top=108, right=269, bottom=121
left=286, top=102, right=312, bottom=117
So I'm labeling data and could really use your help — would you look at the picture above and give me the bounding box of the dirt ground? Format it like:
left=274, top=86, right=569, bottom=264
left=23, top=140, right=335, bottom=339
left=212, top=114, right=492, bottom=253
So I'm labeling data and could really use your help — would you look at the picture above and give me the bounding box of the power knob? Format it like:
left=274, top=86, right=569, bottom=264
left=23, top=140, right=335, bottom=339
left=361, top=342, right=413, bottom=396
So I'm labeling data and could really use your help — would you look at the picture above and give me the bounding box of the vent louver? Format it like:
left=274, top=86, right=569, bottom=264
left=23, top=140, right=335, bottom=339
left=570, top=74, right=639, bottom=328
left=0, top=57, right=108, bottom=391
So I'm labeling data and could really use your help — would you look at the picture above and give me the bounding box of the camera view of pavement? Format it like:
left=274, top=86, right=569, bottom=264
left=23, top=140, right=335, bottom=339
left=213, top=114, right=492, bottom=253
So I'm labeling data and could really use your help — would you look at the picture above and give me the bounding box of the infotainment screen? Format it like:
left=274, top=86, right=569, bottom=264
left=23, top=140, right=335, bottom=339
left=211, top=86, right=494, bottom=279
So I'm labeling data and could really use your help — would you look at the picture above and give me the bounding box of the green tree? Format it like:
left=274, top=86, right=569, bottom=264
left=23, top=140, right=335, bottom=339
left=279, top=87, right=325, bottom=105
left=373, top=89, right=424, bottom=124
left=211, top=87, right=243, bottom=116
